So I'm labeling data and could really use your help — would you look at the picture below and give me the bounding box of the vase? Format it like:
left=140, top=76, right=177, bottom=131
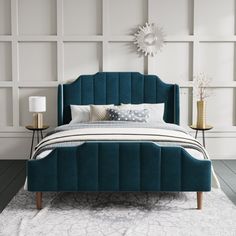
left=196, top=100, right=206, bottom=129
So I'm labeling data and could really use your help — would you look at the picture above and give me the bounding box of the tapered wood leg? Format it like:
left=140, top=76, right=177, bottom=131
left=36, top=192, right=42, bottom=210
left=197, top=192, right=203, bottom=210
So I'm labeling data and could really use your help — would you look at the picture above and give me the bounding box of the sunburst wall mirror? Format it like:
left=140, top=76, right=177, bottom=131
left=134, top=23, right=165, bottom=56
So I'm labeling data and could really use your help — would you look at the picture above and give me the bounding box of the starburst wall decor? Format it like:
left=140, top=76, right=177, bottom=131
left=134, top=23, right=165, bottom=56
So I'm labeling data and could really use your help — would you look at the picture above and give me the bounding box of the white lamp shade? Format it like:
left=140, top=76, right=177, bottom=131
left=29, top=96, right=46, bottom=112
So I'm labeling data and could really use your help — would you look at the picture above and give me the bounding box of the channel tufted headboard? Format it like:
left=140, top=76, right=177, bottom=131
left=58, top=72, right=180, bottom=126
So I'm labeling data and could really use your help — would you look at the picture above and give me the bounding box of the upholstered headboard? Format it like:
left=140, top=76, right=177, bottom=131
left=58, top=72, right=180, bottom=125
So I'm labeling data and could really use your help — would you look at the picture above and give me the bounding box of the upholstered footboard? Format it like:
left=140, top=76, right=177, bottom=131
left=27, top=142, right=211, bottom=210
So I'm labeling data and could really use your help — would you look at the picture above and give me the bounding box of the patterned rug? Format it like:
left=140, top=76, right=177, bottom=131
left=0, top=189, right=236, bottom=236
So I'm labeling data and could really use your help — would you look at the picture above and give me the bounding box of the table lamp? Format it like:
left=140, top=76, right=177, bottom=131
left=29, top=96, right=46, bottom=128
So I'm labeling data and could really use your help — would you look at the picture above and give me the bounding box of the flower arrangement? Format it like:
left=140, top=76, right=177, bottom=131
left=193, top=73, right=212, bottom=101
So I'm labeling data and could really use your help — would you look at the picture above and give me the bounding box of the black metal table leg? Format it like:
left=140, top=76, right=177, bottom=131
left=37, top=130, right=40, bottom=143
left=190, top=125, right=212, bottom=149
left=30, top=130, right=35, bottom=158
left=40, top=130, right=43, bottom=140
left=202, top=130, right=205, bottom=147
left=26, top=125, right=49, bottom=158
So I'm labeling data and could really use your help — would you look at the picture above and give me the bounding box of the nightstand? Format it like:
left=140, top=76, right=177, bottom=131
left=26, top=125, right=49, bottom=158
left=190, top=125, right=213, bottom=148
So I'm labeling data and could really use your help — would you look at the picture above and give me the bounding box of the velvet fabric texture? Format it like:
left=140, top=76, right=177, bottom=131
left=27, top=142, right=211, bottom=192
left=58, top=72, right=180, bottom=125
left=28, top=73, right=211, bottom=194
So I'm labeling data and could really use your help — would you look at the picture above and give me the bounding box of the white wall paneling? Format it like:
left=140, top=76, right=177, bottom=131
left=149, top=0, right=193, bottom=36
left=152, top=42, right=193, bottom=84
left=0, top=42, right=12, bottom=81
left=0, top=137, right=30, bottom=159
left=0, top=0, right=11, bottom=35
left=198, top=43, right=235, bottom=83
left=64, top=42, right=102, bottom=82
left=195, top=0, right=235, bottom=36
left=0, top=88, right=13, bottom=127
left=18, top=0, right=57, bottom=35
left=63, top=0, right=102, bottom=35
left=107, top=42, right=145, bottom=73
left=0, top=0, right=236, bottom=159
left=109, top=0, right=147, bottom=36
left=19, top=42, right=57, bottom=82
left=206, top=88, right=235, bottom=127
left=180, top=88, right=192, bottom=127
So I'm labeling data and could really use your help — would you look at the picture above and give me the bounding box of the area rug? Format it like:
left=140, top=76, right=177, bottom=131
left=0, top=189, right=236, bottom=236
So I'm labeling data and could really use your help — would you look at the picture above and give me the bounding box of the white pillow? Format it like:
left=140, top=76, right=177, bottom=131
left=121, top=103, right=165, bottom=123
left=90, top=104, right=114, bottom=121
left=70, top=105, right=90, bottom=124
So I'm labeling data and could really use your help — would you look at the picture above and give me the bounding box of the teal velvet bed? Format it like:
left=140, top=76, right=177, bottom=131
left=27, top=72, right=211, bottom=210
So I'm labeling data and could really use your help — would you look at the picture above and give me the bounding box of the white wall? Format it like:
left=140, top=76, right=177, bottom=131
left=0, top=0, right=235, bottom=159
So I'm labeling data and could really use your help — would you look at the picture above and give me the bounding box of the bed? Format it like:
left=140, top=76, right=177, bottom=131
left=27, top=72, right=212, bottom=210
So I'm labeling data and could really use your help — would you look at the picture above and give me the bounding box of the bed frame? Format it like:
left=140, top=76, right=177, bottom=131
left=27, top=72, right=211, bottom=210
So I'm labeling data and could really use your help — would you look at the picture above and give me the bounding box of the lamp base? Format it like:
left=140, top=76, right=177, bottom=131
left=32, top=113, right=43, bottom=128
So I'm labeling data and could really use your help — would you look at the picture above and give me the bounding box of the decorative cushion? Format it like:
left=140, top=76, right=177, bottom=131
left=121, top=103, right=165, bottom=123
left=70, top=105, right=90, bottom=124
left=107, top=108, right=149, bottom=122
left=90, top=104, right=114, bottom=121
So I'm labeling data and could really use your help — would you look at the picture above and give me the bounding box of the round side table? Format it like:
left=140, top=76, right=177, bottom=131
left=190, top=125, right=213, bottom=148
left=26, top=125, right=49, bottom=158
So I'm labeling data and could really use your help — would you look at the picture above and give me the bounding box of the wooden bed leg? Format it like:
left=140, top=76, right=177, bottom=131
left=197, top=192, right=203, bottom=210
left=36, top=192, right=42, bottom=210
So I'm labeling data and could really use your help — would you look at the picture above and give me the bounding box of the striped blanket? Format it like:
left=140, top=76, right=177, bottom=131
left=32, top=121, right=220, bottom=188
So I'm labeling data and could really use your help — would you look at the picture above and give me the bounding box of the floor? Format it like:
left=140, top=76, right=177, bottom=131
left=212, top=160, right=236, bottom=205
left=0, top=160, right=26, bottom=212
left=0, top=160, right=235, bottom=212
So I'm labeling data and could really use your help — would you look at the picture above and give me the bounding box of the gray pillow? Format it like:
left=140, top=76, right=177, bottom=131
left=107, top=108, right=149, bottom=122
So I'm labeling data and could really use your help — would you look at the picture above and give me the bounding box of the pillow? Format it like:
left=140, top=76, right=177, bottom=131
left=90, top=104, right=114, bottom=121
left=107, top=108, right=149, bottom=122
left=121, top=103, right=165, bottom=123
left=70, top=105, right=90, bottom=124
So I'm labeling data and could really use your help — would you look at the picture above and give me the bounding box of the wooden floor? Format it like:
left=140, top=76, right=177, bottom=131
left=0, top=160, right=26, bottom=212
left=212, top=160, right=236, bottom=205
left=0, top=160, right=235, bottom=212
